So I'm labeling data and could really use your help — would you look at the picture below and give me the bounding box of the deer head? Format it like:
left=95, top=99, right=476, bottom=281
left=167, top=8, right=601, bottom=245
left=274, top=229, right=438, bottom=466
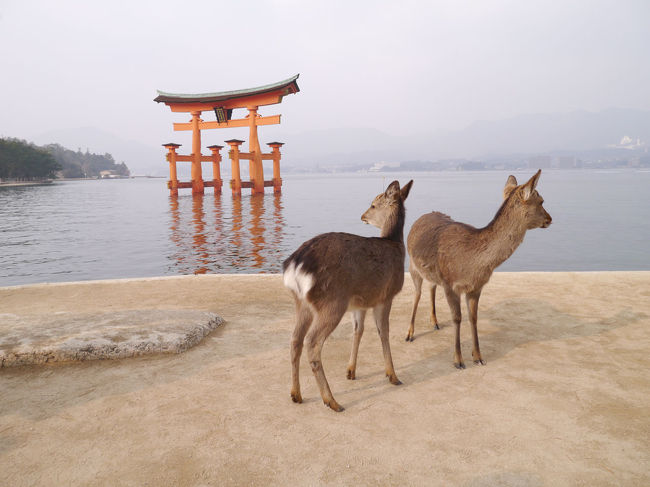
left=361, top=180, right=413, bottom=228
left=503, top=170, right=552, bottom=229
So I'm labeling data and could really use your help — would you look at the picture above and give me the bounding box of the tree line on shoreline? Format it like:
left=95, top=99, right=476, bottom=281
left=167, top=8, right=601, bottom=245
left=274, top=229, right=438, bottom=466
left=0, top=137, right=130, bottom=181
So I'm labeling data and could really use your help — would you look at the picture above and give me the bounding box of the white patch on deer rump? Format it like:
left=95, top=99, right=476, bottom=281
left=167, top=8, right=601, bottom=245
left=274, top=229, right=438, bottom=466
left=283, top=262, right=314, bottom=299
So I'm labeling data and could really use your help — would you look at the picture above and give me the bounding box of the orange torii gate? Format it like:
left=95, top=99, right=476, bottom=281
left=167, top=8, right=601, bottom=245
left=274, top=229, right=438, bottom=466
left=154, top=74, right=299, bottom=196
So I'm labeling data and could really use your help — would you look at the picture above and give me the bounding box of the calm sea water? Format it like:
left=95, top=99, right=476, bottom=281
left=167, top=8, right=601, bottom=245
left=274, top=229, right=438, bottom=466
left=1, top=170, right=649, bottom=286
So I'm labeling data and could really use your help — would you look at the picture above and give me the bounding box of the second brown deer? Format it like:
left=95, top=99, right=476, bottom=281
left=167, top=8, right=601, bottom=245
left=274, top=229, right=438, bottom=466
left=406, top=170, right=551, bottom=368
left=283, top=180, right=413, bottom=411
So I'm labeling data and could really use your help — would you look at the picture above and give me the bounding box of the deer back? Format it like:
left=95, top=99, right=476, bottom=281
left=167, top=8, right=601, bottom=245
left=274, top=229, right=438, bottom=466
left=408, top=212, right=490, bottom=291
left=284, top=232, right=405, bottom=310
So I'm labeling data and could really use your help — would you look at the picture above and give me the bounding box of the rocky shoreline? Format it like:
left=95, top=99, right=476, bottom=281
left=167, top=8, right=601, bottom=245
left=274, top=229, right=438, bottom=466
left=0, top=179, right=54, bottom=187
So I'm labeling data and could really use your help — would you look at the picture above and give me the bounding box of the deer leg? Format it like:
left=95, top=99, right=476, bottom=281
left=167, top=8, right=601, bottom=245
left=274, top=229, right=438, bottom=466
left=290, top=299, right=314, bottom=404
left=305, top=304, right=347, bottom=412
left=374, top=302, right=401, bottom=385
left=347, top=309, right=366, bottom=380
left=406, top=267, right=423, bottom=341
left=430, top=284, right=440, bottom=330
left=444, top=287, right=464, bottom=369
left=466, top=291, right=485, bottom=365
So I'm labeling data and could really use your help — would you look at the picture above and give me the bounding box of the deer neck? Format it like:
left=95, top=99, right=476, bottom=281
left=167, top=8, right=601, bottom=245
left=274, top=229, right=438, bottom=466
left=478, top=200, right=528, bottom=271
left=380, top=203, right=405, bottom=243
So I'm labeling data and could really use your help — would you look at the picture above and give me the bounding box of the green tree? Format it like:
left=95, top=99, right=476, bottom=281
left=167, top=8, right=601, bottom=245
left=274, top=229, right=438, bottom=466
left=0, top=138, right=131, bottom=180
left=43, top=143, right=131, bottom=178
left=0, top=138, right=61, bottom=180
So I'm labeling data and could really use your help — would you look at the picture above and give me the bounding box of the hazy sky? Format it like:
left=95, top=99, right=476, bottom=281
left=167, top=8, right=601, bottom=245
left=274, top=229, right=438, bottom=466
left=1, top=0, right=648, bottom=148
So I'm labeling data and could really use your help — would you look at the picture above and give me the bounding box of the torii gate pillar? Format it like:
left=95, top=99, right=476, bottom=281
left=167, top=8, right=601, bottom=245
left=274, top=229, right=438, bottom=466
left=164, top=143, right=181, bottom=196
left=248, top=106, right=265, bottom=195
left=190, top=111, right=204, bottom=195
left=267, top=142, right=284, bottom=193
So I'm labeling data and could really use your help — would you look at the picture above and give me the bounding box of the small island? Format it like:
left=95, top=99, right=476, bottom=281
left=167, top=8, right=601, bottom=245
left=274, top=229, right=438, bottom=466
left=0, top=137, right=130, bottom=186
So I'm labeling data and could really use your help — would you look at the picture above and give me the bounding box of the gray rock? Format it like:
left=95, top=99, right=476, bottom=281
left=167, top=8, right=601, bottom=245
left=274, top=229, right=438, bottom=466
left=0, top=310, right=224, bottom=367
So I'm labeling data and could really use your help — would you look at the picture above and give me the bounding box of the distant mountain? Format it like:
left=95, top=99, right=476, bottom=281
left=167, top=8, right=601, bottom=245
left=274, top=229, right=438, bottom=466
left=438, top=108, right=650, bottom=158
left=273, top=127, right=402, bottom=168
left=32, top=127, right=165, bottom=176
left=278, top=108, right=650, bottom=167
left=30, top=109, right=650, bottom=174
left=44, top=143, right=130, bottom=178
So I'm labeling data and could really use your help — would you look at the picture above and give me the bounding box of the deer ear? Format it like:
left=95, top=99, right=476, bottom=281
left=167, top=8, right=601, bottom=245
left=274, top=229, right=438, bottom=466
left=385, top=180, right=401, bottom=200
left=400, top=180, right=413, bottom=201
left=521, top=169, right=542, bottom=201
left=503, top=175, right=518, bottom=200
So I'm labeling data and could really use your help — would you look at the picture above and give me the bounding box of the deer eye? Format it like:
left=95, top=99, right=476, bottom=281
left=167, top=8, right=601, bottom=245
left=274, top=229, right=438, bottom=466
left=371, top=205, right=376, bottom=209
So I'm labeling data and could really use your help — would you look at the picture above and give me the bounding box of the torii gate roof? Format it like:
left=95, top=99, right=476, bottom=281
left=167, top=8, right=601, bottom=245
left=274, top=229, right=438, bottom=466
left=154, top=74, right=300, bottom=105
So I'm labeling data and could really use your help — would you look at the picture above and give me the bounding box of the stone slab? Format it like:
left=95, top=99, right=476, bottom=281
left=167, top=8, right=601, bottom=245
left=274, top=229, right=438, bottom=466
left=0, top=309, right=223, bottom=367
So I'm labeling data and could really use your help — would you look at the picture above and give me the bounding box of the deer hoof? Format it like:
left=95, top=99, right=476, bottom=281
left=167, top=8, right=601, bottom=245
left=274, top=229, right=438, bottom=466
left=405, top=334, right=414, bottom=342
left=387, top=374, right=402, bottom=385
left=454, top=362, right=466, bottom=370
left=434, top=324, right=440, bottom=330
left=346, top=368, right=356, bottom=380
left=291, top=391, right=303, bottom=404
left=474, top=359, right=486, bottom=365
left=325, top=400, right=344, bottom=412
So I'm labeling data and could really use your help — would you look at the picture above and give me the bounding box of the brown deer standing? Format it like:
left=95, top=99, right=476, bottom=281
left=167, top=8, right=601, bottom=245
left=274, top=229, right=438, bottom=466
left=283, top=180, right=413, bottom=412
left=406, top=170, right=551, bottom=368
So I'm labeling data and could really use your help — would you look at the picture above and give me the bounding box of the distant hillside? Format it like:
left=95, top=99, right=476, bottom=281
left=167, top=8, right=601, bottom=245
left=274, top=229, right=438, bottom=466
left=44, top=143, right=130, bottom=178
left=435, top=107, right=650, bottom=158
left=32, top=127, right=163, bottom=176
left=278, top=108, right=650, bottom=167
left=0, top=138, right=60, bottom=180
left=29, top=108, right=650, bottom=173
left=0, top=137, right=130, bottom=180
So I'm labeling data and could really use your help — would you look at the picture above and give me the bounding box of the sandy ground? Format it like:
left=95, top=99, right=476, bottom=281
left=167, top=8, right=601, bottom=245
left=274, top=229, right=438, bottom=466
left=0, top=272, right=649, bottom=486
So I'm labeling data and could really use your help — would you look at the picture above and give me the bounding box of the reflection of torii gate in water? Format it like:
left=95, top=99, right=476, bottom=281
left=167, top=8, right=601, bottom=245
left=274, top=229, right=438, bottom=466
left=168, top=194, right=285, bottom=274
left=154, top=75, right=300, bottom=196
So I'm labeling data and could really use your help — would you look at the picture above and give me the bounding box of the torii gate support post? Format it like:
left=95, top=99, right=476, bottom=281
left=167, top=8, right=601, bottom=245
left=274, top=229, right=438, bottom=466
left=248, top=106, right=265, bottom=195
left=227, top=139, right=244, bottom=196
left=164, top=143, right=181, bottom=196
left=267, top=142, right=284, bottom=193
left=207, top=145, right=224, bottom=195
left=191, top=111, right=204, bottom=195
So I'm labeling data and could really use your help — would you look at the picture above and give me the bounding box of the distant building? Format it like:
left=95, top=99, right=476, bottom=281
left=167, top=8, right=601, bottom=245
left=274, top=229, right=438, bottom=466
left=99, top=170, right=124, bottom=179
left=610, top=135, right=647, bottom=150
left=368, top=161, right=400, bottom=172
left=558, top=156, right=576, bottom=169
left=627, top=157, right=641, bottom=168
left=528, top=155, right=552, bottom=169
left=458, top=161, right=485, bottom=171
